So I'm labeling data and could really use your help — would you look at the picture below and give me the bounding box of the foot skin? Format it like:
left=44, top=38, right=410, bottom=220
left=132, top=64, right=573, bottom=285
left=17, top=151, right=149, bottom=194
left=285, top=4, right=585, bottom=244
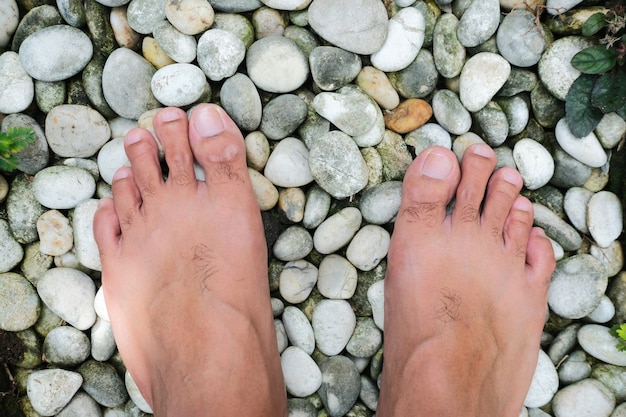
left=93, top=104, right=287, bottom=417
left=378, top=145, right=556, bottom=417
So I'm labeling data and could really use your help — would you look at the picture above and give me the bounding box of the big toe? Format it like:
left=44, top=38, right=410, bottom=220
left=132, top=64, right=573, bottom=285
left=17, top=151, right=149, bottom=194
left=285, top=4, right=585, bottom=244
left=395, top=147, right=461, bottom=230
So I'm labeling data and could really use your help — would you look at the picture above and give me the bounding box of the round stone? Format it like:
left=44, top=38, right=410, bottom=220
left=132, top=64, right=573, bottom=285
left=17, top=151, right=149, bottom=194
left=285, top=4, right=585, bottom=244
left=309, top=46, right=361, bottom=91
left=246, top=35, right=308, bottom=93
left=151, top=63, right=208, bottom=107
left=0, top=272, right=39, bottom=331
left=317, top=254, right=358, bottom=299
left=43, top=326, right=90, bottom=367
left=456, top=0, right=500, bottom=47
left=346, top=225, right=390, bottom=272
left=165, top=0, right=214, bottom=35
left=313, top=207, right=362, bottom=254
left=279, top=260, right=318, bottom=304
left=281, top=346, right=322, bottom=398
left=45, top=104, right=111, bottom=158
left=587, top=191, right=622, bottom=248
left=496, top=9, right=546, bottom=67
left=513, top=138, right=554, bottom=190
left=32, top=166, right=96, bottom=209
left=197, top=29, right=246, bottom=82
left=273, top=226, right=313, bottom=261
left=432, top=89, right=472, bottom=135
left=36, top=210, right=73, bottom=256
left=459, top=52, right=511, bottom=112
left=312, top=299, right=356, bottom=356
left=551, top=378, right=615, bottom=417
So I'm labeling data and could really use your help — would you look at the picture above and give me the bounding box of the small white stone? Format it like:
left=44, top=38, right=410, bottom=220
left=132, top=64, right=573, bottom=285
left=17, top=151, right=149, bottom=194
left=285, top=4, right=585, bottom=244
left=0, top=51, right=34, bottom=114
left=97, top=137, right=131, bottom=185
left=459, top=52, right=511, bottom=112
left=281, top=346, right=322, bottom=397
left=73, top=199, right=102, bottom=271
left=125, top=371, right=153, bottom=414
left=275, top=319, right=288, bottom=353
left=282, top=306, right=315, bottom=354
left=346, top=225, right=390, bottom=272
left=367, top=280, right=385, bottom=331
left=578, top=324, right=626, bottom=366
left=37, top=210, right=73, bottom=256
left=27, top=369, right=83, bottom=416
left=552, top=378, right=615, bottom=417
left=279, top=260, right=318, bottom=304
left=248, top=168, right=279, bottom=211
left=94, top=286, right=110, bottom=321
left=245, top=131, right=270, bottom=171
left=563, top=187, right=593, bottom=234
left=513, top=138, right=554, bottom=190
left=524, top=350, right=559, bottom=408
left=312, top=299, right=356, bottom=356
left=555, top=118, right=608, bottom=168
left=595, top=112, right=626, bottom=149
left=371, top=7, right=425, bottom=72
left=32, top=166, right=96, bottom=209
left=91, top=316, right=117, bottom=361
left=151, top=63, right=208, bottom=107
left=273, top=226, right=313, bottom=261
left=165, top=0, right=214, bottom=35
left=587, top=191, right=623, bottom=248
left=317, top=254, right=358, bottom=300
left=264, top=137, right=314, bottom=187
left=0, top=0, right=19, bottom=48
left=260, top=0, right=312, bottom=10
left=585, top=295, right=615, bottom=324
left=313, top=207, right=362, bottom=254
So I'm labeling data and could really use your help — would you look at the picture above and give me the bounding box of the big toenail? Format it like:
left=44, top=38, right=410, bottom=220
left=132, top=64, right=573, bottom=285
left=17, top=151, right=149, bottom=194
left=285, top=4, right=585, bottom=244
left=160, top=108, right=182, bottom=122
left=421, top=151, right=453, bottom=179
left=502, top=168, right=522, bottom=185
left=195, top=106, right=225, bottom=137
left=125, top=131, right=142, bottom=145
left=471, top=144, right=494, bottom=158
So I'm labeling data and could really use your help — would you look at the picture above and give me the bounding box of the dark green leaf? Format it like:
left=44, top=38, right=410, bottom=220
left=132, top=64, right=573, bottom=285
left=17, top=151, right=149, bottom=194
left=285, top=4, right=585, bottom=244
left=565, top=74, right=604, bottom=137
left=591, top=68, right=626, bottom=112
left=582, top=12, right=607, bottom=36
left=617, top=101, right=626, bottom=121
left=571, top=45, right=618, bottom=74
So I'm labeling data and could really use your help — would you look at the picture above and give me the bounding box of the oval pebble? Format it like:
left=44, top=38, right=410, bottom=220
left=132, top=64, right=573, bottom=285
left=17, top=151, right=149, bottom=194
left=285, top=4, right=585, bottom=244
left=73, top=199, right=102, bottom=271
left=359, top=181, right=402, bottom=225
left=281, top=346, right=322, bottom=398
left=587, top=191, right=622, bottom=248
left=0, top=272, right=39, bottom=331
left=313, top=207, right=362, bottom=254
left=371, top=7, right=425, bottom=72
left=36, top=210, right=73, bottom=256
left=279, top=260, right=318, bottom=304
left=552, top=378, right=616, bottom=417
left=524, top=350, right=559, bottom=408
left=555, top=118, right=608, bottom=168
left=165, top=0, right=215, bottom=35
left=513, top=138, right=554, bottom=190
left=32, top=166, right=95, bottom=209
left=282, top=306, right=315, bottom=354
left=312, top=299, right=356, bottom=356
left=246, top=35, right=308, bottom=93
left=273, top=226, right=313, bottom=261
left=318, top=355, right=361, bottom=416
left=45, top=104, right=111, bottom=158
left=0, top=221, right=23, bottom=273
left=459, top=52, right=511, bottom=112
left=264, top=137, right=313, bottom=188
left=0, top=51, right=34, bottom=114
left=317, top=254, right=358, bottom=300
left=151, top=63, right=208, bottom=107
left=27, top=369, right=83, bottom=416
left=221, top=73, right=262, bottom=131
left=43, top=325, right=90, bottom=367
left=496, top=9, right=546, bottom=67
left=346, top=225, right=390, bottom=272
left=578, top=324, right=626, bottom=366
left=197, top=28, right=246, bottom=82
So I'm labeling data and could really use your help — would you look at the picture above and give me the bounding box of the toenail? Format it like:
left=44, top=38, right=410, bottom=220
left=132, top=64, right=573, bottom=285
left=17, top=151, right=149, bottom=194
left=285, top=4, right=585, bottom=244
left=421, top=151, right=454, bottom=179
left=502, top=168, right=522, bottom=185
left=160, top=108, right=182, bottom=122
left=125, top=131, right=142, bottom=145
left=515, top=198, right=533, bottom=212
left=471, top=144, right=494, bottom=158
left=113, top=168, right=130, bottom=181
left=194, top=106, right=225, bottom=137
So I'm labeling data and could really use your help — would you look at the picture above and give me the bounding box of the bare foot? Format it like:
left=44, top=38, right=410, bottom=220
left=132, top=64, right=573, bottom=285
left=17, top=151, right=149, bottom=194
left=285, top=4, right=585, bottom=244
left=93, top=104, right=287, bottom=417
left=378, top=145, right=556, bottom=417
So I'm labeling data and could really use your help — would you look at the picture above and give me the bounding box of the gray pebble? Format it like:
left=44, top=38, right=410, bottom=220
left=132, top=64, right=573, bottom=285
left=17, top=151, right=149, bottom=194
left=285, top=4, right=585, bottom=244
left=0, top=51, right=34, bottom=114
left=309, top=46, right=361, bottom=91
left=551, top=146, right=593, bottom=188
left=153, top=20, right=196, bottom=63
left=532, top=203, right=582, bottom=251
left=552, top=378, right=615, bottom=417
left=56, top=0, right=86, bottom=27
left=317, top=355, right=361, bottom=417
left=432, top=13, right=465, bottom=78
left=0, top=220, right=24, bottom=273
left=126, top=0, right=166, bottom=33
left=359, top=181, right=402, bottom=225
left=197, top=28, right=246, bottom=81
left=346, top=317, right=382, bottom=358
left=260, top=94, right=308, bottom=140
left=151, top=63, right=209, bottom=107
left=221, top=73, right=262, bottom=131
left=246, top=35, right=308, bottom=93
left=472, top=101, right=509, bottom=147
left=273, top=225, right=313, bottom=261
left=7, top=174, right=46, bottom=244
left=11, top=5, right=64, bottom=52
left=432, top=89, right=472, bottom=135
left=0, top=272, right=39, bottom=331
left=496, top=9, right=546, bottom=67
left=56, top=391, right=102, bottom=417
left=592, top=364, right=626, bottom=403
left=558, top=350, right=591, bottom=385
left=91, top=317, right=117, bottom=361
left=27, top=369, right=83, bottom=416
left=0, top=0, right=19, bottom=48
left=78, top=360, right=128, bottom=407
left=317, top=254, right=357, bottom=299
left=389, top=48, right=439, bottom=99
left=548, top=323, right=581, bottom=365
left=302, top=185, right=331, bottom=229
left=579, top=324, right=626, bottom=367
left=456, top=0, right=499, bottom=47
left=0, top=113, right=49, bottom=175
left=43, top=325, right=91, bottom=367
left=313, top=207, right=362, bottom=254
left=282, top=306, right=315, bottom=354
left=208, top=0, right=261, bottom=12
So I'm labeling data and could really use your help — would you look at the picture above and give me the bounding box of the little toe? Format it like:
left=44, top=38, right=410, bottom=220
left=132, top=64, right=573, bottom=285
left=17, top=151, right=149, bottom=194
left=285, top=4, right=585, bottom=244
left=481, top=167, right=524, bottom=241
left=93, top=197, right=121, bottom=258
left=188, top=104, right=249, bottom=189
left=124, top=128, right=163, bottom=202
left=451, top=144, right=497, bottom=227
left=152, top=107, right=196, bottom=189
left=526, top=227, right=557, bottom=289
left=395, top=146, right=461, bottom=230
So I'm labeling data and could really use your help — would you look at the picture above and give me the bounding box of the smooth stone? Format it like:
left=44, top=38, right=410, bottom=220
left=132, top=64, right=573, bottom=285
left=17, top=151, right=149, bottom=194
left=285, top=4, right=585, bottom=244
left=495, top=146, right=516, bottom=170
left=472, top=101, right=509, bottom=147
left=0, top=0, right=19, bottom=47
left=586, top=295, right=615, bottom=324
left=384, top=99, right=432, bottom=134
left=273, top=225, right=313, bottom=261
left=367, top=280, right=385, bottom=331
left=153, top=20, right=196, bottom=63
left=558, top=350, right=591, bottom=385
left=591, top=241, right=623, bottom=278
left=102, top=48, right=160, bottom=120
left=456, top=0, right=500, bottom=47
left=555, top=118, right=607, bottom=168
left=546, top=0, right=584, bottom=14
left=587, top=191, right=622, bottom=248
left=497, top=9, right=546, bottom=67
left=7, top=174, right=46, bottom=244
left=563, top=187, right=593, bottom=233
left=389, top=48, right=439, bottom=99
left=278, top=188, right=305, bottom=223
left=614, top=403, right=626, bottom=417
left=165, top=0, right=214, bottom=35
left=91, top=316, right=117, bottom=361
left=251, top=5, right=286, bottom=38
left=19, top=25, right=92, bottom=82
left=110, top=6, right=142, bottom=48
left=452, top=132, right=487, bottom=162
left=552, top=378, right=615, bottom=417
left=248, top=168, right=279, bottom=210
left=371, top=6, right=425, bottom=72
left=500, top=68, right=539, bottom=96
left=125, top=371, right=153, bottom=414
left=432, top=12, right=465, bottom=78
left=313, top=207, right=362, bottom=254
left=0, top=221, right=24, bottom=273
left=44, top=105, right=111, bottom=158
left=346, top=225, right=390, bottom=272
left=264, top=137, right=313, bottom=187
left=548, top=324, right=582, bottom=365
left=361, top=146, right=384, bottom=189
left=376, top=130, right=413, bottom=181
left=245, top=131, right=270, bottom=171
left=496, top=95, right=530, bottom=136
left=275, top=319, right=288, bottom=353
left=26, top=369, right=83, bottom=416
left=37, top=267, right=96, bottom=330
left=79, top=360, right=128, bottom=407
left=281, top=346, right=322, bottom=397
left=142, top=36, right=175, bottom=68
left=307, top=0, right=388, bottom=55
left=596, top=113, right=626, bottom=148
left=288, top=398, right=317, bottom=417
left=260, top=0, right=311, bottom=10
left=359, top=181, right=402, bottom=225
left=547, top=254, right=608, bottom=319
left=317, top=254, right=358, bottom=299
left=97, top=137, right=131, bottom=185
left=405, top=122, right=452, bottom=154
left=11, top=5, right=64, bottom=52
left=57, top=0, right=85, bottom=26
left=94, top=286, right=110, bottom=321
left=31, top=166, right=95, bottom=209
left=151, top=63, right=208, bottom=107
left=221, top=73, right=262, bottom=131
left=126, top=0, right=166, bottom=33
left=312, top=299, right=356, bottom=356
left=353, top=95, right=385, bottom=148
left=538, top=36, right=595, bottom=101
left=524, top=350, right=559, bottom=408
left=551, top=146, right=593, bottom=188
left=318, top=355, right=361, bottom=417
left=279, top=260, right=318, bottom=304
left=246, top=35, right=308, bottom=93
left=513, top=138, right=554, bottom=190
left=0, top=113, right=49, bottom=175
left=0, top=51, right=34, bottom=113
left=432, top=89, right=472, bottom=135
left=42, top=325, right=90, bottom=367
left=73, top=199, right=101, bottom=271
left=36, top=210, right=73, bottom=256
left=356, top=66, right=400, bottom=110
left=313, top=87, right=378, bottom=137
left=212, top=12, right=255, bottom=47
left=459, top=52, right=511, bottom=112
left=592, top=364, right=626, bottom=403
left=260, top=94, right=308, bottom=140
left=284, top=24, right=320, bottom=57
left=197, top=28, right=246, bottom=81
left=0, top=272, right=39, bottom=331
left=532, top=203, right=582, bottom=251
left=579, top=324, right=626, bottom=366
left=282, top=306, right=315, bottom=354
left=346, top=317, right=382, bottom=358
left=21, top=242, right=53, bottom=287
left=309, top=46, right=361, bottom=91
left=56, top=391, right=101, bottom=417
left=309, top=131, right=369, bottom=198
left=302, top=185, right=331, bottom=229
left=360, top=375, right=379, bottom=411
left=208, top=0, right=261, bottom=12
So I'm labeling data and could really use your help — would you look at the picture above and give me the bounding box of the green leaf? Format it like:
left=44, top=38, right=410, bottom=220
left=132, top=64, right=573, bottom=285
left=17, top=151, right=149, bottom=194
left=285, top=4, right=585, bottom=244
left=0, top=127, right=36, bottom=172
left=582, top=12, right=607, bottom=36
left=565, top=74, right=604, bottom=137
left=591, top=68, right=626, bottom=112
left=571, top=45, right=618, bottom=74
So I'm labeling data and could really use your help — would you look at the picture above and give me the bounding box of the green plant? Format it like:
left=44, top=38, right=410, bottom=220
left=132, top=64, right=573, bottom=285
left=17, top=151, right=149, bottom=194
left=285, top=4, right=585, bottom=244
left=610, top=323, right=626, bottom=351
left=565, top=1, right=626, bottom=138
left=0, top=127, right=36, bottom=172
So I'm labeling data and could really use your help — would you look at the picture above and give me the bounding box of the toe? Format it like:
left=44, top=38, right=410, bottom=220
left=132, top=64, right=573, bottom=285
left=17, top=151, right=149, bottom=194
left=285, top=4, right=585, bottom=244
left=481, top=167, right=524, bottom=240
left=502, top=196, right=534, bottom=259
left=152, top=107, right=196, bottom=189
left=93, top=197, right=121, bottom=258
left=452, top=144, right=497, bottom=227
left=395, top=146, right=461, bottom=229
left=110, top=167, right=142, bottom=233
left=124, top=128, right=163, bottom=202
left=526, top=227, right=556, bottom=289
left=188, top=104, right=249, bottom=188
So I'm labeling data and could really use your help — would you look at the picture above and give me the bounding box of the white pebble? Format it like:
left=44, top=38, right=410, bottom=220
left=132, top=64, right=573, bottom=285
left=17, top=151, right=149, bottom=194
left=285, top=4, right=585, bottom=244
left=281, top=346, right=322, bottom=397
left=282, top=306, right=315, bottom=354
left=317, top=254, right=358, bottom=299
left=312, top=299, right=356, bottom=356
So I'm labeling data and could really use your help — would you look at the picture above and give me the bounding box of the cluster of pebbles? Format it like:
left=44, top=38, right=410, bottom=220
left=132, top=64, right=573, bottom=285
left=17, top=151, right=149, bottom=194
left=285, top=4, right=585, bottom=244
left=1, top=0, right=626, bottom=415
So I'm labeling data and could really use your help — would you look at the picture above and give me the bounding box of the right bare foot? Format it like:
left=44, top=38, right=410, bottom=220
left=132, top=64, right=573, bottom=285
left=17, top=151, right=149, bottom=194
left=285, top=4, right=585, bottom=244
left=378, top=145, right=556, bottom=417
